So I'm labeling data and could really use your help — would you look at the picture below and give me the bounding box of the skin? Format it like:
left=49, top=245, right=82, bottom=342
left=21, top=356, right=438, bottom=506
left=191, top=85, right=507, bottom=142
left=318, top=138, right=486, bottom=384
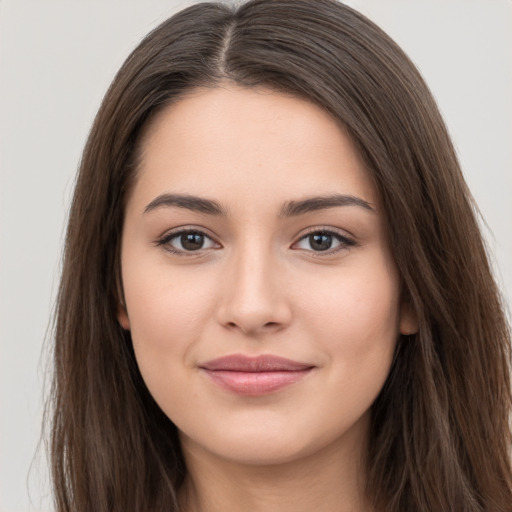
left=119, top=85, right=418, bottom=512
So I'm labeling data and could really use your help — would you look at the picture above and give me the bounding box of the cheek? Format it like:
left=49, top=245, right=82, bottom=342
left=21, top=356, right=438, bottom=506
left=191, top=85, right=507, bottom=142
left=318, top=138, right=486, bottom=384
left=297, top=260, right=400, bottom=430
left=296, top=256, right=400, bottom=365
left=122, top=261, right=217, bottom=385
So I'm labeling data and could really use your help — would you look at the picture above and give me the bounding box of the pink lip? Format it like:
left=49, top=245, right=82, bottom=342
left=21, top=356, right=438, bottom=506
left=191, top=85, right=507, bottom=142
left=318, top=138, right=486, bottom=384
left=199, top=355, right=314, bottom=396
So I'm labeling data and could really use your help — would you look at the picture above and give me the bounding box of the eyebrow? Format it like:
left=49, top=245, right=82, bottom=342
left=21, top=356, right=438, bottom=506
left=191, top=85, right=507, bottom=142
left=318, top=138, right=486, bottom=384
left=144, top=193, right=226, bottom=215
left=278, top=194, right=374, bottom=217
left=143, top=193, right=374, bottom=216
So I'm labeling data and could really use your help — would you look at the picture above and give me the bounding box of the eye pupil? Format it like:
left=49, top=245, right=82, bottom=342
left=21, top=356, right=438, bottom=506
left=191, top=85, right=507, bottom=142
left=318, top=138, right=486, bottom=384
left=310, top=233, right=332, bottom=251
left=181, top=233, right=204, bottom=250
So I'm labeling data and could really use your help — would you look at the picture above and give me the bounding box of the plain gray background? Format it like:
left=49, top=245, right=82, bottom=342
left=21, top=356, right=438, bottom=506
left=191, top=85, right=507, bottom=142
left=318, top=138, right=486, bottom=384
left=1, top=1, right=511, bottom=510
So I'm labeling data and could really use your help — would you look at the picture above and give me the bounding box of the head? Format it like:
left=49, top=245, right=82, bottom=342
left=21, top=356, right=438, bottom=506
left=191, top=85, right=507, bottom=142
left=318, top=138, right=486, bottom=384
left=51, top=1, right=511, bottom=511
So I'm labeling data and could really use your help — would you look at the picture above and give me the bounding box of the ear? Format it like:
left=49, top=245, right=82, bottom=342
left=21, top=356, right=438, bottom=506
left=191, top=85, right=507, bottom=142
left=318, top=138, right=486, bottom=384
left=399, top=300, right=418, bottom=335
left=117, top=304, right=131, bottom=331
left=115, top=265, right=130, bottom=330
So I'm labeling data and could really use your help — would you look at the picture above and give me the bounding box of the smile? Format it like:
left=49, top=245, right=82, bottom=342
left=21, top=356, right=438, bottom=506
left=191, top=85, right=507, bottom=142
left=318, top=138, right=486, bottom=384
left=199, top=354, right=315, bottom=396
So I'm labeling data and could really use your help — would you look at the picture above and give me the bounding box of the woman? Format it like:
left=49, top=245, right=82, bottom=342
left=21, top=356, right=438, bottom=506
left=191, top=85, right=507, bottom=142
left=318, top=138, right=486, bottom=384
left=49, top=0, right=512, bottom=510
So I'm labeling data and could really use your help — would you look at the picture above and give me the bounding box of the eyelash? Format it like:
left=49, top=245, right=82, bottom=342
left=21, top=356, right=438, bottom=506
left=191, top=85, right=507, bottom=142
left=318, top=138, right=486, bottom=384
left=155, top=227, right=219, bottom=257
left=294, top=227, right=357, bottom=256
left=155, top=226, right=356, bottom=257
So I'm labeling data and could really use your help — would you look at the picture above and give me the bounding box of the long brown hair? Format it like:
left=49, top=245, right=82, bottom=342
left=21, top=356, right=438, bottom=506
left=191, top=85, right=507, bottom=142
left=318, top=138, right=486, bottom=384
left=49, top=1, right=512, bottom=510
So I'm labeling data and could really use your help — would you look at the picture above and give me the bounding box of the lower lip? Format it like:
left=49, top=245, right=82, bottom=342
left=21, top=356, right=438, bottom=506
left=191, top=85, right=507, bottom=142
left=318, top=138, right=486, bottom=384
left=201, top=369, right=313, bottom=396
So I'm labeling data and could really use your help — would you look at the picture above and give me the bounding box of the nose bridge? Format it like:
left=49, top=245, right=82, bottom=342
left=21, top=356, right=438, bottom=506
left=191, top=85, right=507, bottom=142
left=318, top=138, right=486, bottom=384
left=217, top=233, right=291, bottom=334
left=233, top=237, right=273, bottom=301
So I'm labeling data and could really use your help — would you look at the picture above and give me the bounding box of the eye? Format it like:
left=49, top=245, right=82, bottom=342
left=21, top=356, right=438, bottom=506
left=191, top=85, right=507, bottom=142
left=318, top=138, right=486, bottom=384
left=292, top=229, right=356, bottom=254
left=156, top=228, right=219, bottom=255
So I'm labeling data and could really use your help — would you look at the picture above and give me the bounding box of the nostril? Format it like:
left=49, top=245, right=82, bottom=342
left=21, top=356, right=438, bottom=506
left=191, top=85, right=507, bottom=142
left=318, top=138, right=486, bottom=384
left=224, top=320, right=281, bottom=333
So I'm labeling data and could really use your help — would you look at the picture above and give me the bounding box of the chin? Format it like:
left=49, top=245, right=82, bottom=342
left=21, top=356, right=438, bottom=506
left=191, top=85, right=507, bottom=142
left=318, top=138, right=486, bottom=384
left=178, top=412, right=367, bottom=468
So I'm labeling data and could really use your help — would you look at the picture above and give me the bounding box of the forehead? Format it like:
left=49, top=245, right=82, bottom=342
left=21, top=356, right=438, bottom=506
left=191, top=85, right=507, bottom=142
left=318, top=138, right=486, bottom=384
left=131, top=85, right=377, bottom=214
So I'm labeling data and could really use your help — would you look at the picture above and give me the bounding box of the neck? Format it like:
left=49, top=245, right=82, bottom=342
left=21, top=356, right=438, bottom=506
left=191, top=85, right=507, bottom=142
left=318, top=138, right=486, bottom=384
left=178, top=420, right=373, bottom=512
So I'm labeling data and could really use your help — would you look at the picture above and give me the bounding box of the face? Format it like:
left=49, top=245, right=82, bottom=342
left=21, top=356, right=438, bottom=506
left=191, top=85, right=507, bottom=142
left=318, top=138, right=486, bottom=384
left=119, top=85, right=417, bottom=467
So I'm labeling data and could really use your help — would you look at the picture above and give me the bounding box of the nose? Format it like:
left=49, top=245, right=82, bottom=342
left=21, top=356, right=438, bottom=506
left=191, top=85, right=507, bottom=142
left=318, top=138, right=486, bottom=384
left=215, top=242, right=292, bottom=336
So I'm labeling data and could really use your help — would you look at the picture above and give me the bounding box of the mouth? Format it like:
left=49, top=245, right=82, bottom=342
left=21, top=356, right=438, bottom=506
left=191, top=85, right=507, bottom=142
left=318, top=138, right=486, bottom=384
left=199, top=354, right=315, bottom=396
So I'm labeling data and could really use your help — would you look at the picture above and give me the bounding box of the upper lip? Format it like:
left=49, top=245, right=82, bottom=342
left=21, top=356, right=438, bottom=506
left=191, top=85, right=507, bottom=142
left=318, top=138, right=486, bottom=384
left=199, top=354, right=314, bottom=372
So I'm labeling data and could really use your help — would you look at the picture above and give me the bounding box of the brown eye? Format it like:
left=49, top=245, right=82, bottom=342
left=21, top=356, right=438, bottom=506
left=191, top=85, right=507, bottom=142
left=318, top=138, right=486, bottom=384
left=157, top=229, right=219, bottom=255
left=309, top=233, right=333, bottom=251
left=180, top=232, right=205, bottom=251
left=293, top=230, right=356, bottom=254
